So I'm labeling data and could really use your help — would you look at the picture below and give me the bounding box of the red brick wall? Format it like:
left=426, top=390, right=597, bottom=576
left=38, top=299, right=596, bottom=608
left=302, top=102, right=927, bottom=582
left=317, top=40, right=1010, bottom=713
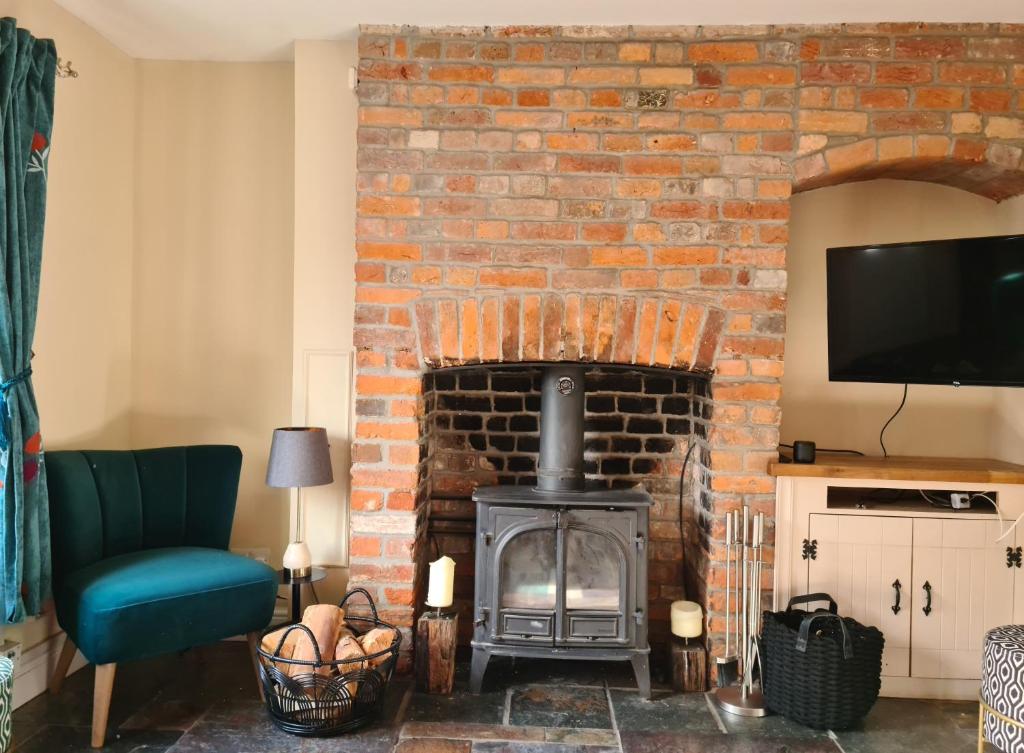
left=351, top=22, right=1024, bottom=664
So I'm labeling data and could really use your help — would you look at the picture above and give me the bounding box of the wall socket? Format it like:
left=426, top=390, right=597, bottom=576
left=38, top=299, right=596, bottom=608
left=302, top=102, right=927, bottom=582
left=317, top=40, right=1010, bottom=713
left=950, top=493, right=972, bottom=510
left=232, top=547, right=271, bottom=565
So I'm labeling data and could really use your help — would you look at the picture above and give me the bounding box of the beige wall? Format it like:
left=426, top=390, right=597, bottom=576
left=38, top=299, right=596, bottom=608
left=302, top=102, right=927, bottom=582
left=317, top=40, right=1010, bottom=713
left=131, top=60, right=295, bottom=563
left=291, top=40, right=358, bottom=604
left=992, top=195, right=1024, bottom=464
left=783, top=181, right=1024, bottom=460
left=0, top=0, right=137, bottom=648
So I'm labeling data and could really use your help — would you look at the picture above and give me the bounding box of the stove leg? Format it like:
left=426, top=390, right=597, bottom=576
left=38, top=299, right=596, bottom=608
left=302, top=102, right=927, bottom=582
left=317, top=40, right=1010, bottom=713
left=470, top=647, right=490, bottom=695
left=630, top=654, right=652, bottom=700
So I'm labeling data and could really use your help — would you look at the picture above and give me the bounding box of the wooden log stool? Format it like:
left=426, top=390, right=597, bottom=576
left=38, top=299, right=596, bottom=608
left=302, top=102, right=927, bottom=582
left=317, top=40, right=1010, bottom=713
left=671, top=637, right=708, bottom=693
left=416, top=611, right=458, bottom=695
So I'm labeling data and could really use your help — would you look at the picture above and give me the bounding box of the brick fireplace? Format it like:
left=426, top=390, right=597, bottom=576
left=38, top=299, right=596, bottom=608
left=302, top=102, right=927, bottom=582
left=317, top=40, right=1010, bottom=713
left=350, top=21, right=1024, bottom=668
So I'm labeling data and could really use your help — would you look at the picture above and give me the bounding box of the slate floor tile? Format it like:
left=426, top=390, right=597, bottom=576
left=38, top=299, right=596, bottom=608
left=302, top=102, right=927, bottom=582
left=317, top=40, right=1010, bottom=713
left=610, top=689, right=720, bottom=734
left=712, top=693, right=831, bottom=742
left=13, top=725, right=181, bottom=753
left=619, top=731, right=837, bottom=753
left=119, top=696, right=209, bottom=731
left=505, top=658, right=635, bottom=689
left=831, top=697, right=978, bottom=753
left=508, top=686, right=612, bottom=729
left=406, top=684, right=508, bottom=725
left=395, top=740, right=473, bottom=753
left=473, top=743, right=619, bottom=753
left=401, top=722, right=546, bottom=742
left=165, top=698, right=397, bottom=753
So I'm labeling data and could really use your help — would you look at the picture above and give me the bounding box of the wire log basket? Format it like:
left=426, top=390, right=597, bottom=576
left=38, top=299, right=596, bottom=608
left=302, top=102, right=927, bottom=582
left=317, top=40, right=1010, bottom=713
left=256, top=588, right=402, bottom=736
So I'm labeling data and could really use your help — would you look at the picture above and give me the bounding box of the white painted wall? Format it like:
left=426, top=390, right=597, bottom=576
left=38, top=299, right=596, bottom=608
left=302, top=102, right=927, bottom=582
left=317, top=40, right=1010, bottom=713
left=291, top=40, right=359, bottom=605
left=131, top=60, right=295, bottom=564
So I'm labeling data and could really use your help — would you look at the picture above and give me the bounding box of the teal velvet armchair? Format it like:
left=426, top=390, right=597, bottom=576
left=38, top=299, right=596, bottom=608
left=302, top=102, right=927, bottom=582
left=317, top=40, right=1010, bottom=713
left=45, top=446, right=278, bottom=748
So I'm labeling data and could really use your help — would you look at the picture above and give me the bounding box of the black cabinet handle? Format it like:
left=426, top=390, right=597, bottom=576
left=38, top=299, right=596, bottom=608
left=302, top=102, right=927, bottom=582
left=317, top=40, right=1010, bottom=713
left=922, top=581, right=932, bottom=616
left=891, top=579, right=902, bottom=615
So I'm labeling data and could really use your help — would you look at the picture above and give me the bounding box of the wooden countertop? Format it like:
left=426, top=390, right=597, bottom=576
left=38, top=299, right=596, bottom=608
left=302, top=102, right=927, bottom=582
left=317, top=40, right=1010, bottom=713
left=768, top=454, right=1024, bottom=485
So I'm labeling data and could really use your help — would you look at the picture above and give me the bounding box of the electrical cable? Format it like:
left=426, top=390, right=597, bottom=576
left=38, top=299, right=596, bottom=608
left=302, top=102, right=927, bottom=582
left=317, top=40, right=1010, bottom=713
left=918, top=489, right=952, bottom=508
left=879, top=383, right=908, bottom=458
left=779, top=443, right=865, bottom=456
left=970, top=492, right=1024, bottom=543
left=677, top=438, right=699, bottom=564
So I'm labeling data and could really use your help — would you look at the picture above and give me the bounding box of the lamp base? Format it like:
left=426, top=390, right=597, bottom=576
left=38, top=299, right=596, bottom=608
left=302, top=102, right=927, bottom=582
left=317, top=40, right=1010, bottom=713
left=283, top=541, right=312, bottom=579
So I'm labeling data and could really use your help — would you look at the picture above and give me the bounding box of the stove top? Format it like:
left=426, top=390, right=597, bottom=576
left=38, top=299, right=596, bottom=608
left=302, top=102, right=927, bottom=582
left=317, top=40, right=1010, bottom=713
left=472, top=483, right=653, bottom=508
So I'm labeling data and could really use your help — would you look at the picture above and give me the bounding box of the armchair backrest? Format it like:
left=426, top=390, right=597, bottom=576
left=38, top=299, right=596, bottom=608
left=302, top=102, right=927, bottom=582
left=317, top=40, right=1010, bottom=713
left=46, top=445, right=243, bottom=583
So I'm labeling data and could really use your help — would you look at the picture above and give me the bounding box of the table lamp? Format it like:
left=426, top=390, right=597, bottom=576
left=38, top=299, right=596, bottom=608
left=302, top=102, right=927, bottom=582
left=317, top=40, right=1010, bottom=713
left=266, top=427, right=333, bottom=578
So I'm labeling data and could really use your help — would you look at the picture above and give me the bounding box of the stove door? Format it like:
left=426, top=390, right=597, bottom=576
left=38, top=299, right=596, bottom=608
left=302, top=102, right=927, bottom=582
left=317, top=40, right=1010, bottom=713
left=488, top=506, right=558, bottom=645
left=558, top=509, right=637, bottom=646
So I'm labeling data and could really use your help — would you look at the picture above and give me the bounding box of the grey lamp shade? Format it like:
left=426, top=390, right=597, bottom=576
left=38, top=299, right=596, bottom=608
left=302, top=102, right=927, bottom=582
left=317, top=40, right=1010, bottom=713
left=266, top=427, right=334, bottom=488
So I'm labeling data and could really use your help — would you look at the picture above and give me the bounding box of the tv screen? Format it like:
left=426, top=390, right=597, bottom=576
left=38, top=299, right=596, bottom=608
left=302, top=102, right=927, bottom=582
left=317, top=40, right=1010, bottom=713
left=826, top=234, right=1024, bottom=387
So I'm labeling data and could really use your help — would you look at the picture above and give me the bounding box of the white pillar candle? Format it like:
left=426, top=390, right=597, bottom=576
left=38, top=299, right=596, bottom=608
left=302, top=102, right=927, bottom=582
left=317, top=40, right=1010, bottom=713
left=671, top=600, right=703, bottom=639
left=426, top=555, right=455, bottom=609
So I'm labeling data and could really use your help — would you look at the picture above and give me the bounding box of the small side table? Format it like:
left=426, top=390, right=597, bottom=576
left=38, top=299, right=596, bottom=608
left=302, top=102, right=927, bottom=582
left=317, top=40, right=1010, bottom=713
left=278, top=567, right=327, bottom=624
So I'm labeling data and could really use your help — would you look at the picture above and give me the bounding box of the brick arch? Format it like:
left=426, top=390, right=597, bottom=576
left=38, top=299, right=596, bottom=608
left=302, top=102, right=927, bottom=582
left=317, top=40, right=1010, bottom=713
left=413, top=293, right=727, bottom=374
left=793, top=136, right=1024, bottom=201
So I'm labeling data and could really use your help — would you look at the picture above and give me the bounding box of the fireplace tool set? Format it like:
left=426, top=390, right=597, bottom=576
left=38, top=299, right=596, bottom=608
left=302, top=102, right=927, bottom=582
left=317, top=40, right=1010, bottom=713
left=714, top=506, right=769, bottom=717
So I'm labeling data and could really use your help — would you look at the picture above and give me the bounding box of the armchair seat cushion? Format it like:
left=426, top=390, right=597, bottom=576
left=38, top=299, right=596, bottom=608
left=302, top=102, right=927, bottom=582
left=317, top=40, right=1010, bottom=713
left=55, top=547, right=277, bottom=665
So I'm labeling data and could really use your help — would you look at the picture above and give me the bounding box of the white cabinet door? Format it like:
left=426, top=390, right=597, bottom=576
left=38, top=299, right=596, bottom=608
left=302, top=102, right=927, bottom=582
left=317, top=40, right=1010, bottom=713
left=911, top=518, right=1015, bottom=680
left=807, top=514, right=912, bottom=677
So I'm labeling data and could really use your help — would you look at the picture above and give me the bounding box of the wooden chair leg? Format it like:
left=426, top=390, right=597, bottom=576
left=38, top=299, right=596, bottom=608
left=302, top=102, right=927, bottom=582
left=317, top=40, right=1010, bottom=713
left=91, top=663, right=116, bottom=749
left=246, top=631, right=265, bottom=702
left=49, top=635, right=78, bottom=695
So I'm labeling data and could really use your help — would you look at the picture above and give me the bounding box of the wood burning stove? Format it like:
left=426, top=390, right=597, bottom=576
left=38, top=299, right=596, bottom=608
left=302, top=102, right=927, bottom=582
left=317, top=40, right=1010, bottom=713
left=470, top=365, right=653, bottom=697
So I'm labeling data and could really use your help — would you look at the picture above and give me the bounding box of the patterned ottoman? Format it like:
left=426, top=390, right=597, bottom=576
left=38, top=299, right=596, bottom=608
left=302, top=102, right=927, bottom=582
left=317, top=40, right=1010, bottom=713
left=0, top=656, right=10, bottom=753
left=981, top=625, right=1024, bottom=753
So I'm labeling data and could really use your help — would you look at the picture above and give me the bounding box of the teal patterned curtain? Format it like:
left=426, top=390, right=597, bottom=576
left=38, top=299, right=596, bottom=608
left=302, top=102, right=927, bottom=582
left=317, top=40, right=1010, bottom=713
left=0, top=18, right=55, bottom=623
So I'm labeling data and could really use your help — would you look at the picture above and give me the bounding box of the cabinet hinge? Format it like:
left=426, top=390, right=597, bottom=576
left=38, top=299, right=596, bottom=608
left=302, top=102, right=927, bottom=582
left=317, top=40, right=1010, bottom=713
left=1007, top=546, right=1022, bottom=569
left=801, top=538, right=818, bottom=561
left=481, top=531, right=492, bottom=546
left=634, top=609, right=644, bottom=625
left=635, top=534, right=645, bottom=551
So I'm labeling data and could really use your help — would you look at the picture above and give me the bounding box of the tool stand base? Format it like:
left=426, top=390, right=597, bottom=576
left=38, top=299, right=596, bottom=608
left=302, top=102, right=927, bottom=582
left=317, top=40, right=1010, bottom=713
left=713, top=685, right=770, bottom=717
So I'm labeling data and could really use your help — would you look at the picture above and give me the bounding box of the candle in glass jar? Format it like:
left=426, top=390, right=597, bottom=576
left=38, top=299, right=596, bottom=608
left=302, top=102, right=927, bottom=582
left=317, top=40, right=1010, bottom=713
left=426, top=556, right=455, bottom=608
left=670, top=600, right=703, bottom=638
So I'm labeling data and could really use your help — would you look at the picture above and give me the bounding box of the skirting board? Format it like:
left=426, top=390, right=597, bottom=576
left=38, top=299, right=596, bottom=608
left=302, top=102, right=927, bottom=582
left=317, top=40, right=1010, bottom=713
left=881, top=676, right=981, bottom=701
left=12, top=632, right=88, bottom=710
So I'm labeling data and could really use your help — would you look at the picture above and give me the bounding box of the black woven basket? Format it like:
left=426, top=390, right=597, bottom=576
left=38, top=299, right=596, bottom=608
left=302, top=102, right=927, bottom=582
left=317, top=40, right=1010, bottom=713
left=760, top=593, right=884, bottom=730
left=255, top=588, right=402, bottom=736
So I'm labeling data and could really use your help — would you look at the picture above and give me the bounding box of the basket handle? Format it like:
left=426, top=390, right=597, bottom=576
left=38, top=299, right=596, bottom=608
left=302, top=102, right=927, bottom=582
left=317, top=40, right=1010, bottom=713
left=339, top=586, right=380, bottom=622
left=796, top=611, right=853, bottom=659
left=786, top=592, right=838, bottom=614
left=270, top=622, right=323, bottom=664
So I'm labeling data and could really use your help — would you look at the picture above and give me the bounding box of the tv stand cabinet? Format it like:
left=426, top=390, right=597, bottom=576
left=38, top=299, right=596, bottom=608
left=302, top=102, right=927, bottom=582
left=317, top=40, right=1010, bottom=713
left=771, top=454, right=1024, bottom=700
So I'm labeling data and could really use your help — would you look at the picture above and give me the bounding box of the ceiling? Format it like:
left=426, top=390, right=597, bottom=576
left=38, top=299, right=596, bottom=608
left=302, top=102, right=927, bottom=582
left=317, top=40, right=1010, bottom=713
left=55, top=0, right=1024, bottom=62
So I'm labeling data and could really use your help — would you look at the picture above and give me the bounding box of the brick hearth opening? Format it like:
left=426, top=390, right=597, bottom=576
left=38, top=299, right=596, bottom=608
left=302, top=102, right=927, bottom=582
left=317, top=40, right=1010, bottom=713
left=422, top=365, right=711, bottom=649
left=349, top=22, right=1024, bottom=669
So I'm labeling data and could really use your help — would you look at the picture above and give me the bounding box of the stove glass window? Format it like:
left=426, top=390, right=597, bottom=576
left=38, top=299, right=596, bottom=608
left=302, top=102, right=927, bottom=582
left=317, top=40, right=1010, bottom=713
left=565, top=528, right=621, bottom=611
left=500, top=528, right=556, bottom=610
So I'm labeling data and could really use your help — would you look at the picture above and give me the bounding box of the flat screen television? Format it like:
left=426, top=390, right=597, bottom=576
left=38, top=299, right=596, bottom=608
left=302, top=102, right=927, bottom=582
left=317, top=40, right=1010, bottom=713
left=826, top=233, right=1024, bottom=387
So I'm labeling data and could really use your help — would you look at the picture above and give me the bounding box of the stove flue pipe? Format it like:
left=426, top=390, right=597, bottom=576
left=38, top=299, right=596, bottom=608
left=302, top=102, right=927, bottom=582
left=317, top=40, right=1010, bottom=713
left=536, top=365, right=586, bottom=493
